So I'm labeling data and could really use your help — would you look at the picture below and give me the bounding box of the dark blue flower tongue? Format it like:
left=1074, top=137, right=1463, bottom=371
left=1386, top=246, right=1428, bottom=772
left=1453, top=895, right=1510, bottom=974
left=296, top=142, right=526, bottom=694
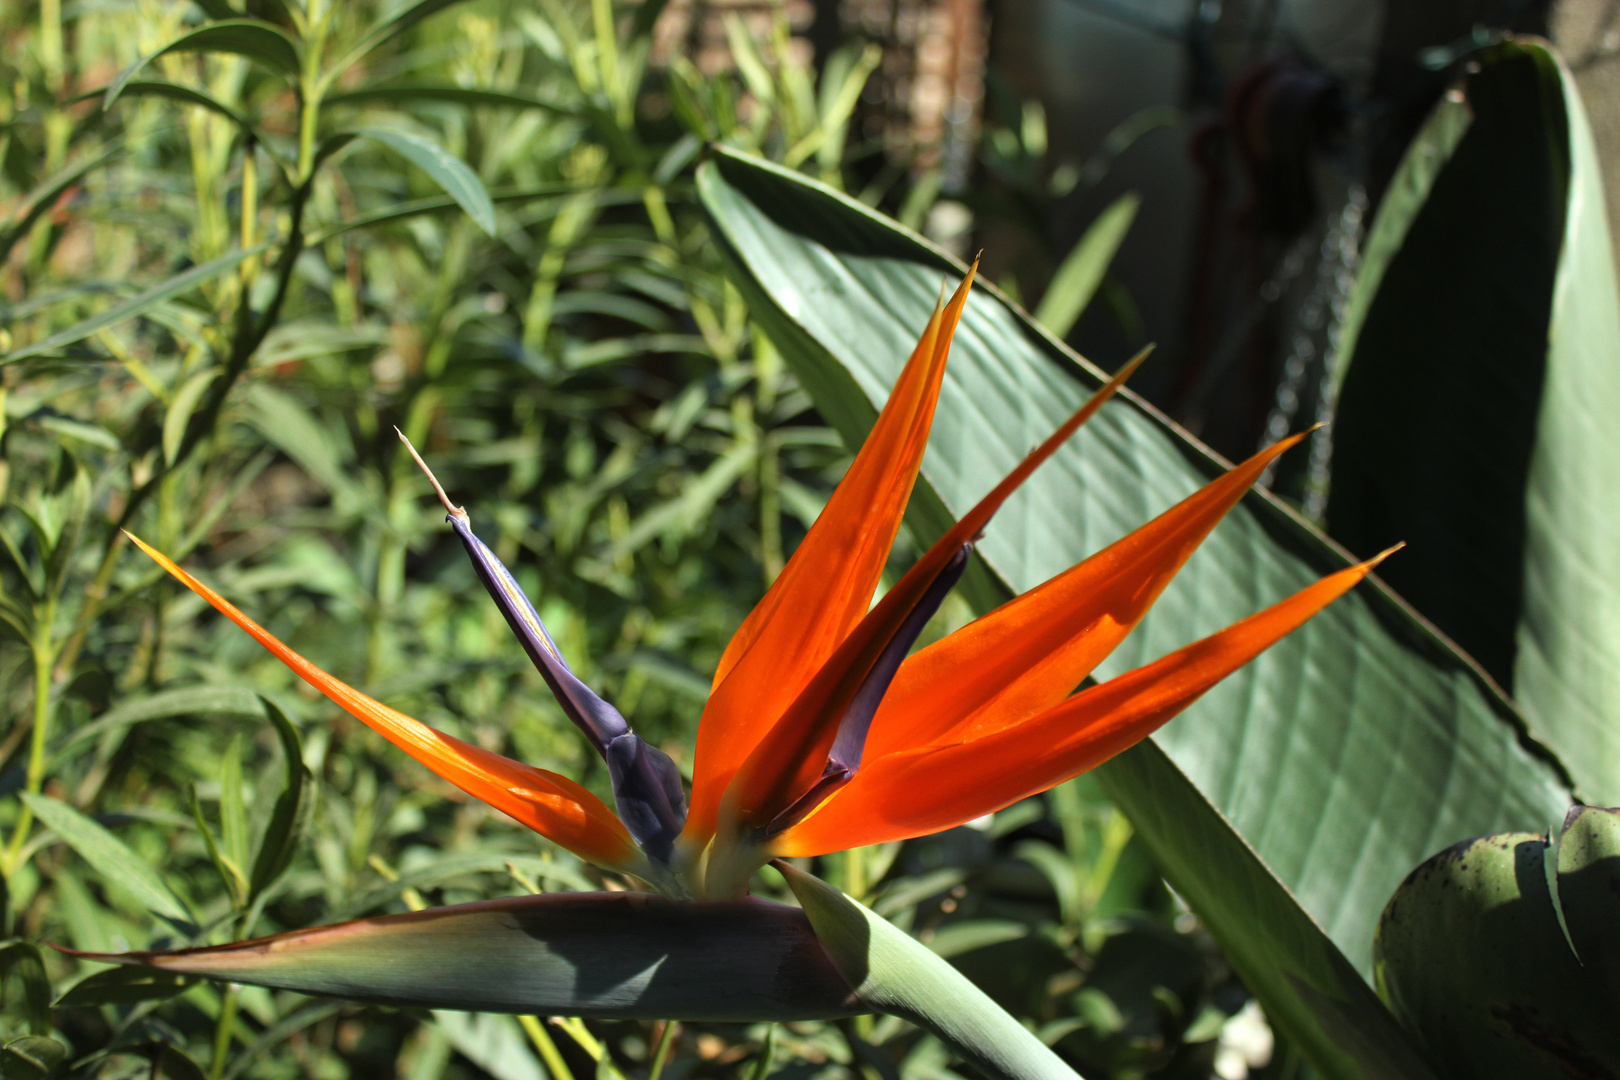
left=765, top=543, right=972, bottom=838
left=398, top=431, right=689, bottom=863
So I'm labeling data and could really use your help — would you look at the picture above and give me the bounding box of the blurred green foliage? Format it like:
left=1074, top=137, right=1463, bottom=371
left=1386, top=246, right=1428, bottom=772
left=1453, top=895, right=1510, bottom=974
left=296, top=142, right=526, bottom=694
left=0, top=2, right=1275, bottom=1078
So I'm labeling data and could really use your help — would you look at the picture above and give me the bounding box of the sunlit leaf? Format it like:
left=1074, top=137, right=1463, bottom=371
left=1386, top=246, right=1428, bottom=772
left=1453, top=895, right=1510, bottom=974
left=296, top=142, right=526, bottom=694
left=2, top=246, right=268, bottom=364
left=20, top=794, right=192, bottom=927
left=349, top=128, right=496, bottom=235
left=1032, top=191, right=1138, bottom=339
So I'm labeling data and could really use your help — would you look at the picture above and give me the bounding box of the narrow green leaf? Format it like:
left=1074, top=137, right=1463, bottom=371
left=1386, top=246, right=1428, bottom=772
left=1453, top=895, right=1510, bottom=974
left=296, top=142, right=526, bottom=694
left=145, top=1045, right=207, bottom=1080
left=188, top=784, right=247, bottom=907
left=104, top=20, right=301, bottom=108
left=350, top=129, right=496, bottom=235
left=106, top=80, right=258, bottom=136
left=53, top=966, right=191, bottom=1008
left=69, top=893, right=858, bottom=1021
left=163, top=368, right=220, bottom=466
left=329, top=0, right=477, bottom=82
left=248, top=695, right=311, bottom=901
left=218, top=734, right=249, bottom=878
left=19, top=794, right=192, bottom=926
left=53, top=685, right=265, bottom=761
left=0, top=1036, right=67, bottom=1080
left=781, top=863, right=1080, bottom=1080
left=323, top=84, right=577, bottom=116
left=1032, top=191, right=1139, bottom=339
left=0, top=943, right=50, bottom=1036
left=1327, top=41, right=1620, bottom=803
left=2, top=245, right=268, bottom=365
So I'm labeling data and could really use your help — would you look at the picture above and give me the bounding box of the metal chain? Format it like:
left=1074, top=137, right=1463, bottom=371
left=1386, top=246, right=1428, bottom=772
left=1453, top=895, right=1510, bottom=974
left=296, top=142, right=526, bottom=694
left=1257, top=183, right=1367, bottom=520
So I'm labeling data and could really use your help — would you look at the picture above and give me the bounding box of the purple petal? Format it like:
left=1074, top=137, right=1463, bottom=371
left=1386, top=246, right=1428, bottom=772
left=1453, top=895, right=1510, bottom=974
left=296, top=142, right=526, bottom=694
left=766, top=544, right=972, bottom=837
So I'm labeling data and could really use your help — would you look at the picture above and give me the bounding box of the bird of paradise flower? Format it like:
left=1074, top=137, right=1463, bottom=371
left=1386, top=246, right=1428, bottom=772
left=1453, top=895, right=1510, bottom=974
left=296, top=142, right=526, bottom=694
left=124, top=265, right=1388, bottom=895
left=96, top=267, right=1390, bottom=1052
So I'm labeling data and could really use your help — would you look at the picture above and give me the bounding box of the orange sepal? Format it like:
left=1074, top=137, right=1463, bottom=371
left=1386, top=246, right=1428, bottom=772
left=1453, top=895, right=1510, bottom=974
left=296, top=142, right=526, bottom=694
left=865, top=431, right=1309, bottom=759
left=126, top=533, right=640, bottom=872
left=773, top=548, right=1395, bottom=855
left=720, top=349, right=1149, bottom=834
left=684, top=264, right=976, bottom=843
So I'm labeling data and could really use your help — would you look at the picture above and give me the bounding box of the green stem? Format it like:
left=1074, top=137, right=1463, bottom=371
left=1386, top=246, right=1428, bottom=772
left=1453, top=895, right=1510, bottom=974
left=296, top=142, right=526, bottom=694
left=647, top=1022, right=677, bottom=1080
left=520, top=1016, right=576, bottom=1080
left=4, top=603, right=57, bottom=874
left=209, top=982, right=240, bottom=1080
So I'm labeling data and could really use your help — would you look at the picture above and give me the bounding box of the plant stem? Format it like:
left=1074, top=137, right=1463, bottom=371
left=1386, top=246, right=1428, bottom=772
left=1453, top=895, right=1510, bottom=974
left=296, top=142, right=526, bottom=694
left=520, top=1016, right=576, bottom=1080
left=209, top=982, right=240, bottom=1080
left=647, top=1021, right=677, bottom=1080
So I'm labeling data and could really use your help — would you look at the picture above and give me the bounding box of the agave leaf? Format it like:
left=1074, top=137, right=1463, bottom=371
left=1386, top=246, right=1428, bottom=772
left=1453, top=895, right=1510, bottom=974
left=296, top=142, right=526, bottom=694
left=69, top=892, right=859, bottom=1022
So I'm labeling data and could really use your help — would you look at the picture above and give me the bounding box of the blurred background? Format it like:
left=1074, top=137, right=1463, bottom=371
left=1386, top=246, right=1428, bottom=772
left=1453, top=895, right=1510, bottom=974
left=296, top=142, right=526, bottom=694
left=0, top=2, right=1615, bottom=1079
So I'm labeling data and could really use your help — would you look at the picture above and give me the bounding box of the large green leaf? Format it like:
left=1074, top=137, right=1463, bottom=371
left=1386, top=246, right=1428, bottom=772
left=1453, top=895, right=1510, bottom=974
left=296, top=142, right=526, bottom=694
left=696, top=145, right=1573, bottom=1077
left=1326, top=41, right=1620, bottom=803
left=73, top=892, right=859, bottom=1022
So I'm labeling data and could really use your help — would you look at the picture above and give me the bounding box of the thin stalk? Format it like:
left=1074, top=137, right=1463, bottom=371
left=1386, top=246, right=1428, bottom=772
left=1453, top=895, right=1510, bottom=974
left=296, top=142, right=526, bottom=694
left=240, top=141, right=259, bottom=283
left=4, top=603, right=57, bottom=873
left=208, top=983, right=240, bottom=1080
left=647, top=1022, right=677, bottom=1080
left=520, top=1016, right=577, bottom=1080
left=552, top=1018, right=627, bottom=1080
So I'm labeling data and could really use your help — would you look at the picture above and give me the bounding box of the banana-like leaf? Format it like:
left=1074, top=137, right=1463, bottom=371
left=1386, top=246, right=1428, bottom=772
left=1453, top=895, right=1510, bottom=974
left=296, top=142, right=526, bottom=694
left=69, top=892, right=860, bottom=1022
left=695, top=145, right=1570, bottom=1078
left=1326, top=40, right=1620, bottom=803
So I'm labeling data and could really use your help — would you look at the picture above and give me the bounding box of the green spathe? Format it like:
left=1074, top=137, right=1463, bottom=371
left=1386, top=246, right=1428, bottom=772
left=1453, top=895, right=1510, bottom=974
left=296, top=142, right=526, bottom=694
left=780, top=860, right=1085, bottom=1080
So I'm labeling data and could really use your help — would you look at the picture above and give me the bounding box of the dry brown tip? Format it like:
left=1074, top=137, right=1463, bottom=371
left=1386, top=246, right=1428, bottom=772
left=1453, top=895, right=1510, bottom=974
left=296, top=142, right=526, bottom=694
left=395, top=427, right=466, bottom=521
left=1367, top=542, right=1406, bottom=568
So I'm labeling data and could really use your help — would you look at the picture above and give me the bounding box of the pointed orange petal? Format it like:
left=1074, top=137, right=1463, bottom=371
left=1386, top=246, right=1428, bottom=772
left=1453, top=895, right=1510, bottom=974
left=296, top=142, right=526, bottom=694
left=127, top=533, right=640, bottom=872
left=773, top=549, right=1393, bottom=856
left=866, top=431, right=1309, bottom=759
left=684, top=264, right=977, bottom=843
left=719, top=349, right=1148, bottom=836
